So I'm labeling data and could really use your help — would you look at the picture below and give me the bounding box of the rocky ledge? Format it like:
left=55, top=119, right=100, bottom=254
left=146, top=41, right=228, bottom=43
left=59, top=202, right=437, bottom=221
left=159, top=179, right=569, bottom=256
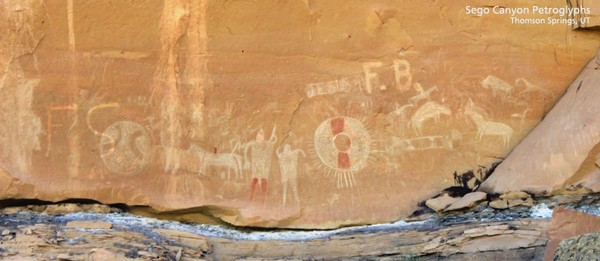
left=0, top=194, right=598, bottom=260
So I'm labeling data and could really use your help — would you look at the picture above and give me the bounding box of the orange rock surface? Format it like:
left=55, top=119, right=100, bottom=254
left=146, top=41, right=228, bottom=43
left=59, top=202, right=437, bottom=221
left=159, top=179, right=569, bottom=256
left=1, top=0, right=600, bottom=228
left=480, top=50, right=600, bottom=195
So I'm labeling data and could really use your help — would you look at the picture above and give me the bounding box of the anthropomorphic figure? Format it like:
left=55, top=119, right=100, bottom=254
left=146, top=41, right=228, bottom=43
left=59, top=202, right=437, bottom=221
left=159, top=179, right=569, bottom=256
left=245, top=125, right=277, bottom=202
left=276, top=144, right=305, bottom=207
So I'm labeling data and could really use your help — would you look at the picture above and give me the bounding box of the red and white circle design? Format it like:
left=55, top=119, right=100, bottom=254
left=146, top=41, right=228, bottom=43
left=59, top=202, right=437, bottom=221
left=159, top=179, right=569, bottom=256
left=314, top=117, right=370, bottom=172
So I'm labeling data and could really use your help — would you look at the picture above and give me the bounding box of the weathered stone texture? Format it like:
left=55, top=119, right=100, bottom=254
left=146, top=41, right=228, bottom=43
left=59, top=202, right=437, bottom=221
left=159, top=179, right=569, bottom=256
left=480, top=50, right=600, bottom=195
left=543, top=206, right=600, bottom=260
left=1, top=0, right=600, bottom=228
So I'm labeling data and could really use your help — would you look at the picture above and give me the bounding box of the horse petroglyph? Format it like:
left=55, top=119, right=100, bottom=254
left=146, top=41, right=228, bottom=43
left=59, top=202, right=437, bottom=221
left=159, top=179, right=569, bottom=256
left=409, top=101, right=451, bottom=135
left=515, top=77, right=554, bottom=99
left=191, top=144, right=244, bottom=180
left=482, top=75, right=514, bottom=97
left=465, top=100, right=513, bottom=148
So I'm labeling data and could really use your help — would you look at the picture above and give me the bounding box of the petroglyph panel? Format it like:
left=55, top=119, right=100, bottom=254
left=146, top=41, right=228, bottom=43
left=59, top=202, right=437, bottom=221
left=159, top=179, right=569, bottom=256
left=0, top=0, right=45, bottom=179
left=0, top=0, right=599, bottom=229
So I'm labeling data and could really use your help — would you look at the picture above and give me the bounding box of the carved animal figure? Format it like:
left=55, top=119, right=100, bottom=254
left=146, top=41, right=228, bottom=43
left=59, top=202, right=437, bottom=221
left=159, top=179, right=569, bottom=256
left=190, top=144, right=244, bottom=180
left=387, top=103, right=414, bottom=131
left=391, top=103, right=414, bottom=121
left=465, top=104, right=513, bottom=148
left=409, top=101, right=451, bottom=135
left=482, top=75, right=513, bottom=96
left=515, top=77, right=554, bottom=98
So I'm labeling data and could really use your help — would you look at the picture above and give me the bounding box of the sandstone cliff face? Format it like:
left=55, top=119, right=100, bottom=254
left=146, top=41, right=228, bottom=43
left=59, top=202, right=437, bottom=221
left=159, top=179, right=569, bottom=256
left=1, top=0, right=600, bottom=228
left=571, top=0, right=600, bottom=29
left=480, top=50, right=600, bottom=195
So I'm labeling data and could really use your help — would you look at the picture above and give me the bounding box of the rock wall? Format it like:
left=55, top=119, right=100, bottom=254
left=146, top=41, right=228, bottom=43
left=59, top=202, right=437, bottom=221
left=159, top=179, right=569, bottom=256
left=1, top=0, right=600, bottom=228
left=480, top=49, right=600, bottom=195
left=571, top=0, right=600, bottom=29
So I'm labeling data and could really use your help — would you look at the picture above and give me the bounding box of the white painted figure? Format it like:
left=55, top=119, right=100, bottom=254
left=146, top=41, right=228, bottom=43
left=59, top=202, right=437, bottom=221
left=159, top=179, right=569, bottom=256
left=276, top=144, right=305, bottom=207
left=515, top=77, right=554, bottom=99
left=482, top=75, right=514, bottom=96
left=464, top=100, right=513, bottom=148
left=189, top=144, right=244, bottom=180
left=409, top=101, right=451, bottom=135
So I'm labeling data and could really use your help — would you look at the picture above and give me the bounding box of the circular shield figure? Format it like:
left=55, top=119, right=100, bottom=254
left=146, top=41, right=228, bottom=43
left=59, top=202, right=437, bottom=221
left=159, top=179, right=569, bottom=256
left=314, top=117, right=371, bottom=173
left=99, top=121, right=151, bottom=176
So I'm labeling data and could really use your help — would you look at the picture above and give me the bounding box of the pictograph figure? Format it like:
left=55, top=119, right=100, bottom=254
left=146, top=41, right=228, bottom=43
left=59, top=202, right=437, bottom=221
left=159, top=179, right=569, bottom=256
left=276, top=144, right=305, bottom=207
left=245, top=125, right=278, bottom=202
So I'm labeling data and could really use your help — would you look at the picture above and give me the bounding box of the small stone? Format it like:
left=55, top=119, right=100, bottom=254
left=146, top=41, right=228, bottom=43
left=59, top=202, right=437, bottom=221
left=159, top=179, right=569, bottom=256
left=489, top=199, right=509, bottom=209
left=507, top=197, right=534, bottom=208
left=425, top=194, right=459, bottom=212
left=552, top=194, right=584, bottom=205
left=445, top=192, right=487, bottom=212
left=422, top=236, right=443, bottom=252
left=405, top=213, right=434, bottom=222
left=499, top=191, right=531, bottom=200
left=88, top=249, right=118, bottom=260
left=176, top=249, right=182, bottom=261
left=24, top=229, right=32, bottom=235
left=82, top=204, right=112, bottom=214
left=154, top=229, right=211, bottom=252
left=137, top=251, right=159, bottom=258
left=43, top=204, right=85, bottom=215
left=29, top=205, right=46, bottom=212
left=1, top=230, right=10, bottom=236
left=0, top=207, right=21, bottom=214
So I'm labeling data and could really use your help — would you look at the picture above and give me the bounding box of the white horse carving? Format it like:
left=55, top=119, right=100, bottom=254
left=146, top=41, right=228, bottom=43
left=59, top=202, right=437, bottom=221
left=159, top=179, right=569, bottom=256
left=190, top=144, right=244, bottom=180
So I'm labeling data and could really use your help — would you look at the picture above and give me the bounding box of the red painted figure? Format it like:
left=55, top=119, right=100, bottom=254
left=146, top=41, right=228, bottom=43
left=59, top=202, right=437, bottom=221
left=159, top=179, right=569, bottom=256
left=245, top=126, right=277, bottom=203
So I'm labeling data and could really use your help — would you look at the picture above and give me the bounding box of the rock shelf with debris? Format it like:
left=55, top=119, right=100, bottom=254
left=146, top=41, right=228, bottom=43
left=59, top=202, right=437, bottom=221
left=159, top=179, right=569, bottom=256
left=0, top=194, right=597, bottom=260
left=423, top=189, right=545, bottom=214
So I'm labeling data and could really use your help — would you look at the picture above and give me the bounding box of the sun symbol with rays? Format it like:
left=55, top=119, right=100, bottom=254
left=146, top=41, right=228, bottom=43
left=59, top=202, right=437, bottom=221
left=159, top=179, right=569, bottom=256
left=310, top=116, right=373, bottom=188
